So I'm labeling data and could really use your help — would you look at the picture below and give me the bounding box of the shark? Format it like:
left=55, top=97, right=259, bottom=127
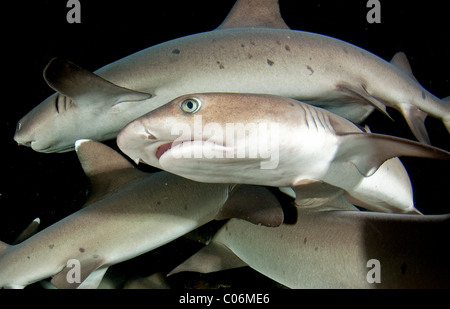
left=117, top=93, right=450, bottom=214
left=0, top=139, right=282, bottom=288
left=169, top=211, right=450, bottom=288
left=14, top=0, right=449, bottom=153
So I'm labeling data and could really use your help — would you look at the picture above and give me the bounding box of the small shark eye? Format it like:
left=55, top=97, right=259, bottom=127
left=179, top=97, right=201, bottom=113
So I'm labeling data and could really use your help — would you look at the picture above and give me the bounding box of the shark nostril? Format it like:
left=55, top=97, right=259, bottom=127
left=18, top=140, right=33, bottom=147
left=145, top=128, right=156, bottom=140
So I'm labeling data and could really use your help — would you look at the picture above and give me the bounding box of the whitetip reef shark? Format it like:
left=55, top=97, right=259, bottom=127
left=14, top=0, right=449, bottom=153
left=117, top=93, right=450, bottom=214
left=0, top=139, right=282, bottom=288
left=169, top=211, right=450, bottom=288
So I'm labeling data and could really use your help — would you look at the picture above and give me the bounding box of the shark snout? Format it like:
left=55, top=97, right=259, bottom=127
left=117, top=121, right=161, bottom=165
left=14, top=121, right=33, bottom=148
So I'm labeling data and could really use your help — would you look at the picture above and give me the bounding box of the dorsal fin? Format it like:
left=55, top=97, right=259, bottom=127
left=75, top=139, right=146, bottom=206
left=390, top=52, right=418, bottom=82
left=44, top=58, right=152, bottom=108
left=217, top=0, right=289, bottom=30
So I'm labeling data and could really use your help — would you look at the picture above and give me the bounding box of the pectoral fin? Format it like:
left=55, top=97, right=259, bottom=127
left=336, top=132, right=450, bottom=177
left=215, top=185, right=284, bottom=227
left=168, top=242, right=247, bottom=276
left=44, top=58, right=152, bottom=108
left=337, top=84, right=392, bottom=120
left=51, top=258, right=106, bottom=289
left=292, top=179, right=359, bottom=211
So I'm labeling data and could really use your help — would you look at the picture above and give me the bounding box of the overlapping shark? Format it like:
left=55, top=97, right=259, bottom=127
left=117, top=93, right=450, bottom=214
left=0, top=140, right=282, bottom=288
left=169, top=210, right=450, bottom=288
left=14, top=0, right=449, bottom=153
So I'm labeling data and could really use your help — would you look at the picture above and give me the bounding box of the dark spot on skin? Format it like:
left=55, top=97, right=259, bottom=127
left=172, top=49, right=180, bottom=55
left=306, top=65, right=314, bottom=75
left=267, top=59, right=274, bottom=66
left=309, top=57, right=312, bottom=61
left=217, top=61, right=225, bottom=69
left=27, top=256, right=30, bottom=259
left=247, top=54, right=253, bottom=59
left=156, top=201, right=161, bottom=205
left=289, top=102, right=295, bottom=107
left=250, top=41, right=256, bottom=46
left=79, top=248, right=85, bottom=253
left=400, top=262, right=407, bottom=275
left=342, top=47, right=348, bottom=54
left=285, top=45, right=291, bottom=52
left=93, top=254, right=99, bottom=259
left=280, top=234, right=283, bottom=239
left=241, top=44, right=245, bottom=48
left=315, top=247, right=318, bottom=251
left=184, top=204, right=188, bottom=211
left=303, top=237, right=307, bottom=244
left=48, top=244, right=54, bottom=249
left=422, top=91, right=426, bottom=100
left=276, top=40, right=281, bottom=45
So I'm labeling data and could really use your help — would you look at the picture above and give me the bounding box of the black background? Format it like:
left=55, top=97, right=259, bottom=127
left=1, top=0, right=449, bottom=289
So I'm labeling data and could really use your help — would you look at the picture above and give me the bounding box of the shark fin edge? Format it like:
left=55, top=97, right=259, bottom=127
left=217, top=0, right=289, bottom=30
left=397, top=103, right=430, bottom=144
left=215, top=185, right=284, bottom=227
left=292, top=179, right=359, bottom=211
left=12, top=218, right=40, bottom=245
left=75, top=139, right=146, bottom=206
left=50, top=258, right=106, bottom=289
left=44, top=58, right=152, bottom=108
left=336, top=132, right=450, bottom=177
left=168, top=241, right=247, bottom=276
left=390, top=52, right=418, bottom=82
left=336, top=84, right=393, bottom=121
left=442, top=96, right=450, bottom=134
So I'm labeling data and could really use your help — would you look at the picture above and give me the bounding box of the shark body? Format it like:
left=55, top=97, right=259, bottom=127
left=0, top=140, right=282, bottom=288
left=14, top=0, right=449, bottom=153
left=117, top=93, right=450, bottom=214
left=170, top=211, right=450, bottom=288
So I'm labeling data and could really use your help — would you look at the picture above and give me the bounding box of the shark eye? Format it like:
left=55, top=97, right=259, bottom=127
left=179, top=97, right=201, bottom=113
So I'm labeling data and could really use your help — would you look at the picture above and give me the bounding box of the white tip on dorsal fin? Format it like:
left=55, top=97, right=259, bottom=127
left=390, top=52, right=418, bottom=82
left=75, top=139, right=145, bottom=206
left=217, top=0, right=289, bottom=30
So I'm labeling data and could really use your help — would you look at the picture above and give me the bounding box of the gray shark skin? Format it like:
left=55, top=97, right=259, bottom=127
left=117, top=93, right=450, bottom=214
left=170, top=211, right=450, bottom=288
left=1, top=140, right=274, bottom=289
left=14, top=0, right=449, bottom=153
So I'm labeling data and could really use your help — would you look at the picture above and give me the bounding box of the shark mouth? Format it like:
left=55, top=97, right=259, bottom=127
left=155, top=140, right=191, bottom=159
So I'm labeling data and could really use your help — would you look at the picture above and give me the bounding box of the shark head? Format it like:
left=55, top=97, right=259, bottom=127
left=14, top=58, right=152, bottom=153
left=117, top=93, right=298, bottom=185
